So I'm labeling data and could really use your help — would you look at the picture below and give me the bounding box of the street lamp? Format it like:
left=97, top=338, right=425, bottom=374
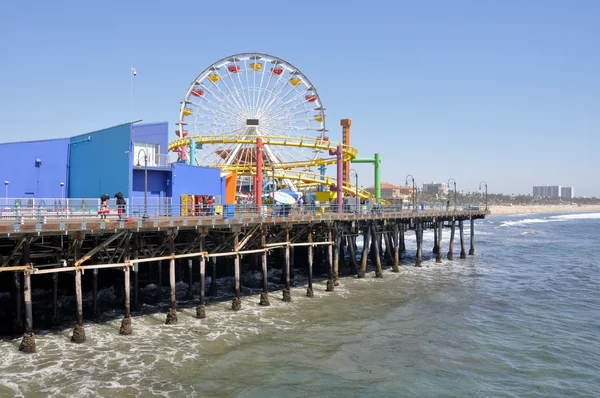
left=136, top=149, right=149, bottom=221
left=447, top=178, right=457, bottom=210
left=4, top=180, right=8, bottom=200
left=405, top=174, right=416, bottom=210
left=479, top=181, right=488, bottom=211
left=60, top=182, right=65, bottom=199
left=350, top=169, right=359, bottom=212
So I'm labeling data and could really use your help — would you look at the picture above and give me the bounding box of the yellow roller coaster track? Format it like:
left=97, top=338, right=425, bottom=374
left=168, top=135, right=357, bottom=171
left=168, top=134, right=385, bottom=202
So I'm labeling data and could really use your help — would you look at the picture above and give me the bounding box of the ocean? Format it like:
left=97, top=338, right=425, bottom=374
left=0, top=212, right=599, bottom=397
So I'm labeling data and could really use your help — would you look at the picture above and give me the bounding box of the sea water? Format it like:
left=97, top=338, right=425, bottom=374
left=0, top=212, right=599, bottom=397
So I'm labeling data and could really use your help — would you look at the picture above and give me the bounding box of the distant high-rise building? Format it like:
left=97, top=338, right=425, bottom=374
left=560, top=186, right=574, bottom=199
left=422, top=182, right=448, bottom=195
left=533, top=185, right=572, bottom=198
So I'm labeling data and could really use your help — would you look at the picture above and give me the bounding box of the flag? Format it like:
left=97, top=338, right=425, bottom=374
left=131, top=67, right=137, bottom=76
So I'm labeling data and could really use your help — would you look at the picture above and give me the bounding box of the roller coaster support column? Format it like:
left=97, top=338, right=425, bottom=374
left=188, top=138, right=196, bottom=166
left=318, top=164, right=326, bottom=192
left=351, top=153, right=381, bottom=204
left=328, top=146, right=344, bottom=213
left=255, top=137, right=263, bottom=206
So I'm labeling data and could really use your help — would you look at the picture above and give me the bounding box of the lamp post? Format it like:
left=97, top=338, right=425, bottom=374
left=447, top=178, right=457, bottom=210
left=350, top=169, right=359, bottom=212
left=405, top=174, right=416, bottom=210
left=479, top=181, right=488, bottom=211
left=4, top=180, right=8, bottom=200
left=60, top=182, right=65, bottom=199
left=136, top=149, right=149, bottom=220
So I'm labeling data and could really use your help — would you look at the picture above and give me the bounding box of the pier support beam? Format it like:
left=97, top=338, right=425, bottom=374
left=209, top=257, right=217, bottom=296
left=415, top=223, right=423, bottom=267
left=326, top=227, right=335, bottom=291
left=197, top=234, right=207, bottom=318
left=469, top=218, right=475, bottom=255
left=232, top=232, right=242, bottom=311
left=371, top=224, right=383, bottom=277
left=359, top=223, right=370, bottom=278
left=283, top=228, right=292, bottom=301
left=260, top=227, right=270, bottom=305
left=433, top=223, right=439, bottom=254
left=19, top=240, right=35, bottom=353
left=401, top=227, right=406, bottom=253
left=52, top=273, right=59, bottom=324
left=392, top=224, right=400, bottom=272
left=333, top=224, right=339, bottom=286
left=157, top=261, right=163, bottom=299
left=347, top=235, right=358, bottom=275
left=120, top=234, right=132, bottom=335
left=13, top=271, right=21, bottom=333
left=459, top=220, right=466, bottom=259
left=436, top=221, right=443, bottom=263
left=165, top=234, right=178, bottom=324
left=71, top=240, right=86, bottom=343
left=187, top=259, right=194, bottom=299
left=306, top=230, right=314, bottom=297
left=447, top=219, right=456, bottom=260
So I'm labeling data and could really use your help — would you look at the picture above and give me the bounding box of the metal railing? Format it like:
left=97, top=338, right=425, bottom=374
left=0, top=197, right=487, bottom=225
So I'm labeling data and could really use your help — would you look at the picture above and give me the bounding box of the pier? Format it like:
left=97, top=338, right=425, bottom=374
left=0, top=205, right=487, bottom=353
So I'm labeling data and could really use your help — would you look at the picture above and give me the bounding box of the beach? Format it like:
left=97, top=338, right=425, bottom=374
left=489, top=204, right=600, bottom=215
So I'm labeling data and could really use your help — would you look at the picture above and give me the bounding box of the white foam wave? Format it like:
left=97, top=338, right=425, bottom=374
left=549, top=212, right=600, bottom=220
left=499, top=218, right=565, bottom=227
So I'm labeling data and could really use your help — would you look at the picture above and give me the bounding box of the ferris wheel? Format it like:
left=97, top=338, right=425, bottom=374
left=177, top=53, right=327, bottom=174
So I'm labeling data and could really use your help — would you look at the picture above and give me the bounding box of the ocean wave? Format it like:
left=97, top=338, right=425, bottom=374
left=549, top=213, right=600, bottom=220
left=499, top=218, right=565, bottom=227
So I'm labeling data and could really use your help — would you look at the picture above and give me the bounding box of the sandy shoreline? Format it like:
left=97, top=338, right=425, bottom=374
left=488, top=204, right=600, bottom=216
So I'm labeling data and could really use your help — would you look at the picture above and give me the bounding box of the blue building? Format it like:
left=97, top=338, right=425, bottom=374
left=0, top=121, right=225, bottom=215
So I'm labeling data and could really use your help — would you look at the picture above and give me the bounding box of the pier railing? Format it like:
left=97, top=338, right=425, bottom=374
left=0, top=197, right=487, bottom=226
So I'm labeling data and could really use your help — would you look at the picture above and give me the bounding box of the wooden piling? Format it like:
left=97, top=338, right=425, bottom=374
left=260, top=227, right=270, bottom=305
left=232, top=232, right=242, bottom=310
left=326, top=227, right=335, bottom=291
left=306, top=229, right=314, bottom=297
left=347, top=234, right=358, bottom=275
left=282, top=228, right=292, bottom=301
left=71, top=240, right=86, bottom=343
left=371, top=224, right=383, bottom=277
left=209, top=257, right=217, bottom=296
left=436, top=220, right=443, bottom=263
left=433, top=222, right=439, bottom=254
left=415, top=222, right=423, bottom=267
left=52, top=273, right=58, bottom=324
left=459, top=219, right=466, bottom=259
left=383, top=227, right=394, bottom=266
left=165, top=234, right=177, bottom=324
left=119, top=234, right=132, bottom=335
left=332, top=225, right=339, bottom=286
left=157, top=261, right=163, bottom=298
left=469, top=217, right=475, bottom=255
left=392, top=224, right=400, bottom=272
left=359, top=223, right=370, bottom=278
left=400, top=227, right=406, bottom=253
left=197, top=233, right=207, bottom=318
left=19, top=239, right=35, bottom=353
left=187, top=259, right=194, bottom=299
left=13, top=271, right=21, bottom=333
left=447, top=219, right=456, bottom=260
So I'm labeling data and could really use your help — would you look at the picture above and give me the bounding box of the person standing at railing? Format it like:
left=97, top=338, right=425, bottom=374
left=115, top=192, right=126, bottom=220
left=99, top=193, right=110, bottom=220
left=207, top=196, right=214, bottom=215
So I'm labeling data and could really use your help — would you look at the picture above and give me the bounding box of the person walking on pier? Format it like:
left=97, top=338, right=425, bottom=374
left=99, top=194, right=110, bottom=220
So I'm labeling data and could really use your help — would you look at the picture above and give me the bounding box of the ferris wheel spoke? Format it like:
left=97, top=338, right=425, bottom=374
left=220, top=70, right=248, bottom=115
left=255, top=63, right=287, bottom=115
left=260, top=84, right=305, bottom=118
left=198, top=82, right=243, bottom=117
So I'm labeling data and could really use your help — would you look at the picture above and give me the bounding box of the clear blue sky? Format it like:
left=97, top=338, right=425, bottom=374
left=1, top=0, right=598, bottom=196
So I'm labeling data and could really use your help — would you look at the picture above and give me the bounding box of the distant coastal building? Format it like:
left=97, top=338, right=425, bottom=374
left=560, top=186, right=574, bottom=199
left=422, top=182, right=448, bottom=196
left=532, top=185, right=574, bottom=198
left=366, top=182, right=415, bottom=203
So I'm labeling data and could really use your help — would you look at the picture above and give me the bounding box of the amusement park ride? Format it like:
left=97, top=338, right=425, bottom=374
left=168, top=52, right=381, bottom=208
